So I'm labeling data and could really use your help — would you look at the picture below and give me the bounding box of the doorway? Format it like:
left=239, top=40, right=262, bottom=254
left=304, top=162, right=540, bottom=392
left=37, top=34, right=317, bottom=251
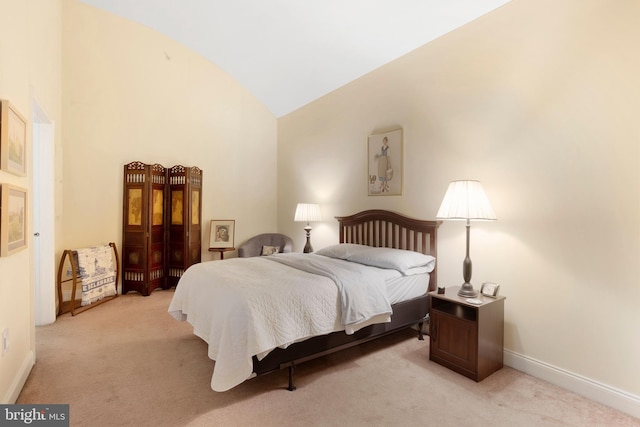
left=32, top=99, right=56, bottom=326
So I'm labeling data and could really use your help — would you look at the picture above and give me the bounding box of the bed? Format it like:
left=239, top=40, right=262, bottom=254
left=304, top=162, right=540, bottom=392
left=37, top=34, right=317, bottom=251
left=168, top=210, right=440, bottom=391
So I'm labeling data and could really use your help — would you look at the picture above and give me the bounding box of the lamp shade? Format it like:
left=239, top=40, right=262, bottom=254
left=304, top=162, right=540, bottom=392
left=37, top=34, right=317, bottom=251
left=294, top=203, right=322, bottom=222
left=436, top=180, right=496, bottom=220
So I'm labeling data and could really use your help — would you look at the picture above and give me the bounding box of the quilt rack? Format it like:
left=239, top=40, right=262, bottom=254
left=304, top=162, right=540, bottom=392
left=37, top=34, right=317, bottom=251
left=56, top=242, right=120, bottom=316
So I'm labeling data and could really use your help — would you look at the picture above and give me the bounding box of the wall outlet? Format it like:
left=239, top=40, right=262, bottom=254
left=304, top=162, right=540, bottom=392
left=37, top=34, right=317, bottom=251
left=1, top=328, right=8, bottom=357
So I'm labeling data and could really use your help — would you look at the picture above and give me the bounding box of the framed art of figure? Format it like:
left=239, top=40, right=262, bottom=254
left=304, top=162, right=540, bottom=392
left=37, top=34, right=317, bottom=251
left=209, top=220, right=235, bottom=249
left=368, top=128, right=403, bottom=196
left=0, top=100, right=28, bottom=176
left=0, top=184, right=28, bottom=256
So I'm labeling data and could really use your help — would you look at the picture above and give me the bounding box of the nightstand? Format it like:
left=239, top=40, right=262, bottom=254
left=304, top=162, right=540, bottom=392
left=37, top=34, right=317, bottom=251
left=429, top=286, right=505, bottom=381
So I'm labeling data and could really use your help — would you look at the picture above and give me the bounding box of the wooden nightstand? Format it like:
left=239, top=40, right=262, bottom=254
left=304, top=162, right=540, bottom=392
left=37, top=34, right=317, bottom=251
left=429, top=286, right=505, bottom=381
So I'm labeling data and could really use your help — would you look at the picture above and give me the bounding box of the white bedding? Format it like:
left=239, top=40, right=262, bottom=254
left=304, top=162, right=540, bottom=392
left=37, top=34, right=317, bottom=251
left=168, top=252, right=431, bottom=392
left=386, top=273, right=430, bottom=304
left=266, top=253, right=393, bottom=327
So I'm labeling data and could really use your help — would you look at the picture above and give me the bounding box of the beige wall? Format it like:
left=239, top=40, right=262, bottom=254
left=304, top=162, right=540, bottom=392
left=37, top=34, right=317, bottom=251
left=279, top=0, right=640, bottom=405
left=2, top=0, right=638, bottom=414
left=62, top=0, right=278, bottom=263
left=0, top=0, right=62, bottom=403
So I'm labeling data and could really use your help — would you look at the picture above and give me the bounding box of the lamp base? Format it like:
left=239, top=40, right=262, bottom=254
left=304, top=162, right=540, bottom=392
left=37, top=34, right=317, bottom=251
left=303, top=238, right=313, bottom=253
left=303, top=225, right=313, bottom=253
left=458, top=283, right=478, bottom=298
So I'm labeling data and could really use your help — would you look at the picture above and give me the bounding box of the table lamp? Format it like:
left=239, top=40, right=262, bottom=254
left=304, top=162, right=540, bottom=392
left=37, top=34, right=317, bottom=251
left=294, top=203, right=322, bottom=253
left=436, top=180, right=496, bottom=297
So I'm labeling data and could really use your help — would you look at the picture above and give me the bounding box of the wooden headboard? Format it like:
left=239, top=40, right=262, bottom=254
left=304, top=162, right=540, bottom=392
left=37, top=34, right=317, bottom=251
left=335, top=210, right=441, bottom=290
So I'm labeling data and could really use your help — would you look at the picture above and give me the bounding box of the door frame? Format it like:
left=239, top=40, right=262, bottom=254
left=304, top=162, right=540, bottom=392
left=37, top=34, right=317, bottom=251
left=31, top=98, right=56, bottom=326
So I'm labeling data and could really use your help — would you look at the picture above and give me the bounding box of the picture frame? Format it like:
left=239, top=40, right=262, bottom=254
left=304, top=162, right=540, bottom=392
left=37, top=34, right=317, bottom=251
left=209, top=219, right=235, bottom=249
left=480, top=282, right=500, bottom=298
left=0, top=100, right=28, bottom=176
left=368, top=128, right=402, bottom=196
left=1, top=184, right=28, bottom=256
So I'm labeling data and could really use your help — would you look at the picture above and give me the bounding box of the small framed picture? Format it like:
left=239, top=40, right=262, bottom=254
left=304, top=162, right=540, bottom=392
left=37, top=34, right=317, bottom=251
left=0, top=99, right=28, bottom=176
left=209, top=220, right=235, bottom=249
left=480, top=282, right=500, bottom=298
left=1, top=184, right=28, bottom=256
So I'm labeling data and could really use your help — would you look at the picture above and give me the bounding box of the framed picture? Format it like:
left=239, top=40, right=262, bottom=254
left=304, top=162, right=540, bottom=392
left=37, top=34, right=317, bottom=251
left=0, top=100, right=28, bottom=176
left=209, top=220, right=235, bottom=249
left=1, top=184, right=28, bottom=256
left=368, top=128, right=402, bottom=196
left=480, top=282, right=500, bottom=298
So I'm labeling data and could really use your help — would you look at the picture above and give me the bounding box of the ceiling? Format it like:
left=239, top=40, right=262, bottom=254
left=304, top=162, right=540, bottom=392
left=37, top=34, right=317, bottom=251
left=80, top=0, right=511, bottom=117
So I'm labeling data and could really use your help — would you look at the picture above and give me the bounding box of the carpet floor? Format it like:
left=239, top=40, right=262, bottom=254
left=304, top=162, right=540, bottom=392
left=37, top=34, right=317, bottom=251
left=17, top=290, right=640, bottom=427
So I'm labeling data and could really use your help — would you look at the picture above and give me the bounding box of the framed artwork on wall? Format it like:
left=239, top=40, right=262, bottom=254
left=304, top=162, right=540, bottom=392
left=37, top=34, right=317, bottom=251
left=368, top=128, right=403, bottom=196
left=1, top=184, right=28, bottom=256
left=0, top=100, right=28, bottom=176
left=209, top=220, right=235, bottom=249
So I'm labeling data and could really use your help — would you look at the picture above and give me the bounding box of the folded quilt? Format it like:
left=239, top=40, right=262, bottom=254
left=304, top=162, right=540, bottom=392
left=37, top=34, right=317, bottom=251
left=75, top=245, right=117, bottom=306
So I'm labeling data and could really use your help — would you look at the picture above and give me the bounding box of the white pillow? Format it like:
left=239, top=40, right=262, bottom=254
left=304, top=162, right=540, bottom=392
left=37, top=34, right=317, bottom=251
left=316, top=244, right=435, bottom=274
left=314, top=243, right=369, bottom=259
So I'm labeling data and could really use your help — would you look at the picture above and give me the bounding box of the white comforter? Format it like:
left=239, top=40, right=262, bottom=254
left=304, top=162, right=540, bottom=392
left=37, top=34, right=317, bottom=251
left=168, top=253, right=400, bottom=391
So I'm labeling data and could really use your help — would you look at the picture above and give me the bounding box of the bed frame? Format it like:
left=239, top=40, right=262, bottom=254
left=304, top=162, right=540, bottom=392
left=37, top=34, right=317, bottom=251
left=252, top=209, right=441, bottom=390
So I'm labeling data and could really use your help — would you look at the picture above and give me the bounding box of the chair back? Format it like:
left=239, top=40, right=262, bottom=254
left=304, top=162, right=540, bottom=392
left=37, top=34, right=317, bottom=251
left=238, top=233, right=294, bottom=257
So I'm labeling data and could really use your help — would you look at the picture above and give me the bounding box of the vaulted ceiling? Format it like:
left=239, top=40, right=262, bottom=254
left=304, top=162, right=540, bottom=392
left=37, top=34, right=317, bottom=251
left=80, top=0, right=511, bottom=117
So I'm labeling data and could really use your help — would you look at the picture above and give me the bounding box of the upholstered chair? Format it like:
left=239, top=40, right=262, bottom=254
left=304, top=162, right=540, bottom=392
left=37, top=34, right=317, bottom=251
left=237, top=233, right=294, bottom=258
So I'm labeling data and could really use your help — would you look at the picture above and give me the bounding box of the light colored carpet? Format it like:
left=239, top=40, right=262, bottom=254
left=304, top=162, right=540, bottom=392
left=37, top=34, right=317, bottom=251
left=18, top=290, right=639, bottom=427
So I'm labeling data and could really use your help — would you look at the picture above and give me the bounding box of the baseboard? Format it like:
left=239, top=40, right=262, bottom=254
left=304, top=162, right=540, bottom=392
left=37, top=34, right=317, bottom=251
left=2, top=350, right=35, bottom=404
left=504, top=349, right=640, bottom=420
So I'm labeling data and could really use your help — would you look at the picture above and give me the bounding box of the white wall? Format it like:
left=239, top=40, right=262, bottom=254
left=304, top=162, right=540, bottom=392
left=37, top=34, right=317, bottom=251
left=61, top=0, right=278, bottom=264
left=0, top=0, right=62, bottom=403
left=278, top=0, right=640, bottom=413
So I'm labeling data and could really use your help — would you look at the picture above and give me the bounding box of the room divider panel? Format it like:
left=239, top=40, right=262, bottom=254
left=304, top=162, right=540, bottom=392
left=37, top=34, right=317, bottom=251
left=166, top=164, right=203, bottom=289
left=122, top=161, right=203, bottom=296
